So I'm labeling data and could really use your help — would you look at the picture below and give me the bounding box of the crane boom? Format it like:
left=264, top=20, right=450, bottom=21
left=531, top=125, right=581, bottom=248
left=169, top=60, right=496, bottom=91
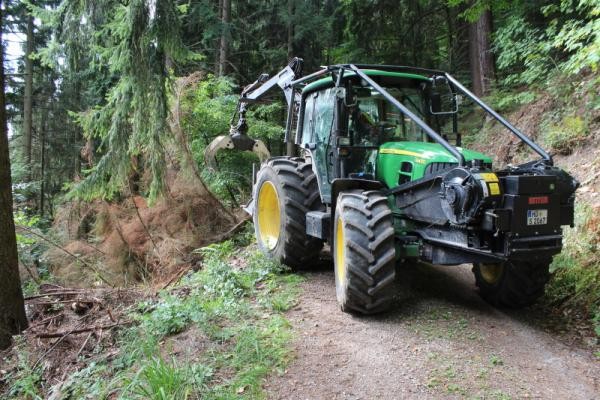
left=204, top=58, right=305, bottom=169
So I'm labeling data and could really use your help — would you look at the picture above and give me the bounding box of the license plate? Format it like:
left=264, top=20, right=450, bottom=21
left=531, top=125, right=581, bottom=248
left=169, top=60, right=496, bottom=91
left=527, top=209, right=548, bottom=226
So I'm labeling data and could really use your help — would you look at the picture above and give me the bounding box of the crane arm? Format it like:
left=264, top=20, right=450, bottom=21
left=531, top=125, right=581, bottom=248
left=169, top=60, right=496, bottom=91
left=204, top=58, right=304, bottom=169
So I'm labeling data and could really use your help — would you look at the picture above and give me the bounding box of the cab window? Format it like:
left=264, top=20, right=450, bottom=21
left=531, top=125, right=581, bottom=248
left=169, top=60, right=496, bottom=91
left=348, top=86, right=428, bottom=145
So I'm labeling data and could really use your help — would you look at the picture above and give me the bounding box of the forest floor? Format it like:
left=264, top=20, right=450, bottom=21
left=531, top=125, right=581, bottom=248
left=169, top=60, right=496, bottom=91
left=267, top=261, right=600, bottom=400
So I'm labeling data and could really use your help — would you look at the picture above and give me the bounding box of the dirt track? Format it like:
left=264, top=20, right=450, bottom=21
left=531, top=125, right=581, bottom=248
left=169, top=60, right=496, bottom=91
left=267, top=263, right=599, bottom=399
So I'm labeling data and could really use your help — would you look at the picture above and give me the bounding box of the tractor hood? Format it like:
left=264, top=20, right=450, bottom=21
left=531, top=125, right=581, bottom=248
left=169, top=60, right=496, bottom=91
left=378, top=141, right=491, bottom=163
left=376, top=141, right=492, bottom=188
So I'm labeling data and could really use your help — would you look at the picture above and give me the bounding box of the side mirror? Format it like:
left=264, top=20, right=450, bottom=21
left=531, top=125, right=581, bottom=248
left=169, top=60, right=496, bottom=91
left=428, top=76, right=458, bottom=115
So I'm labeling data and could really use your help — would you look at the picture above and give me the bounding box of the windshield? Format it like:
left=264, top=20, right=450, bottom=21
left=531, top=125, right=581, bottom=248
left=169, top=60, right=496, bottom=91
left=349, top=87, right=428, bottom=146
left=347, top=83, right=459, bottom=147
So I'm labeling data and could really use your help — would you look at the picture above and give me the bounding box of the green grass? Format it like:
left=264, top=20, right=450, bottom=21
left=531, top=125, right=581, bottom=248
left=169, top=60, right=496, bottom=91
left=4, top=235, right=302, bottom=399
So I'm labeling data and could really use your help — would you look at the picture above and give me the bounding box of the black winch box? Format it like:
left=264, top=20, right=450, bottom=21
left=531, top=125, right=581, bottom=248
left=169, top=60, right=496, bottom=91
left=502, top=175, right=556, bottom=195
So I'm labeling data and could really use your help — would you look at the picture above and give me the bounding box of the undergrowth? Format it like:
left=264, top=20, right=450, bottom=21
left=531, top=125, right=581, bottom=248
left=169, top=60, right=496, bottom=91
left=542, top=114, right=590, bottom=154
left=546, top=205, right=600, bottom=337
left=4, top=230, right=302, bottom=399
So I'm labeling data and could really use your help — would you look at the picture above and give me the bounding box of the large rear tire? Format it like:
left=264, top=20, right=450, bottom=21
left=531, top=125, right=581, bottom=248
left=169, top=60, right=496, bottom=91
left=333, top=190, right=396, bottom=314
left=473, top=261, right=550, bottom=308
left=253, top=157, right=324, bottom=269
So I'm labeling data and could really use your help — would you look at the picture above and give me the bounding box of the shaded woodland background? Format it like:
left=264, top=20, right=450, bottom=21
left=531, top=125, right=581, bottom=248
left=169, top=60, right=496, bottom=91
left=0, top=0, right=598, bottom=397
left=5, top=0, right=598, bottom=214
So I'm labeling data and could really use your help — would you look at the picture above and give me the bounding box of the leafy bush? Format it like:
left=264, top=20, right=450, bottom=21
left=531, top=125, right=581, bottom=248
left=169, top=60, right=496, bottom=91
left=13, top=211, right=51, bottom=291
left=494, top=16, right=554, bottom=86
left=494, top=0, right=600, bottom=86
left=544, top=0, right=600, bottom=74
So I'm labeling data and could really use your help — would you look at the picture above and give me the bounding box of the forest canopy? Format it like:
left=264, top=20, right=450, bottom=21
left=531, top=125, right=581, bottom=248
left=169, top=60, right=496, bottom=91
left=4, top=0, right=598, bottom=210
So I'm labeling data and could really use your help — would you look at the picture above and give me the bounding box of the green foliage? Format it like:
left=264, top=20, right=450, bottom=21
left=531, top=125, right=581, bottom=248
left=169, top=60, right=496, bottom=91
left=547, top=206, right=600, bottom=336
left=5, top=338, right=43, bottom=400
left=4, top=235, right=300, bottom=398
left=50, top=362, right=111, bottom=400
left=495, top=0, right=600, bottom=86
left=542, top=115, right=589, bottom=154
left=494, top=16, right=555, bottom=86
left=123, top=357, right=208, bottom=400
left=37, top=0, right=193, bottom=203
left=485, top=90, right=537, bottom=111
left=13, top=211, right=39, bottom=245
left=182, top=75, right=285, bottom=206
left=12, top=211, right=51, bottom=287
left=543, top=0, right=600, bottom=74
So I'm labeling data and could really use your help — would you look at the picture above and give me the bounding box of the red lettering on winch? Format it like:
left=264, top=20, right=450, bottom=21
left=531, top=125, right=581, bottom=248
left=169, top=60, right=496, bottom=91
left=528, top=196, right=549, bottom=205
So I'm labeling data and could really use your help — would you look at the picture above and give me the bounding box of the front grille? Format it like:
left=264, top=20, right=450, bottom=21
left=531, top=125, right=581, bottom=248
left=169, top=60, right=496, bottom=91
left=424, top=162, right=457, bottom=175
left=424, top=161, right=493, bottom=176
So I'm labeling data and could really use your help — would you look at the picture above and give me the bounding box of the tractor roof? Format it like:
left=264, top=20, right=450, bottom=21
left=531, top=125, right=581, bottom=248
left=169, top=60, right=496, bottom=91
left=302, top=69, right=430, bottom=94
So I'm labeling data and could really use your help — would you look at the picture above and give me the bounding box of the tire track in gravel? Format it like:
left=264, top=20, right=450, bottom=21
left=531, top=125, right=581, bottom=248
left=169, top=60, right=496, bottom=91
left=266, top=262, right=599, bottom=399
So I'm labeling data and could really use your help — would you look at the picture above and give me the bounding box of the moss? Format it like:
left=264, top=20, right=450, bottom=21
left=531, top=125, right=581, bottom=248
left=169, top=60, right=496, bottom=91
left=542, top=115, right=589, bottom=155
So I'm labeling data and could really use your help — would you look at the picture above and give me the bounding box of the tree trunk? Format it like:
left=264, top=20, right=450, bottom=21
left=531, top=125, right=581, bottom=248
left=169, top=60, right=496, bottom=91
left=39, top=103, right=47, bottom=217
left=23, top=12, right=34, bottom=180
left=0, top=6, right=28, bottom=350
left=218, top=0, right=230, bottom=76
left=468, top=8, right=495, bottom=96
left=445, top=5, right=454, bottom=71
left=214, top=0, right=223, bottom=75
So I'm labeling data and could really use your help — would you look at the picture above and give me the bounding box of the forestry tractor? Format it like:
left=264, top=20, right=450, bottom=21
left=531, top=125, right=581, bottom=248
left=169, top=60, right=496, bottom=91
left=205, top=58, right=578, bottom=314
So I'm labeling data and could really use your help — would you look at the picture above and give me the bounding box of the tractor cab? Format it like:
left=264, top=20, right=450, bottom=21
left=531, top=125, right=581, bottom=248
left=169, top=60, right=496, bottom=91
left=298, top=70, right=489, bottom=202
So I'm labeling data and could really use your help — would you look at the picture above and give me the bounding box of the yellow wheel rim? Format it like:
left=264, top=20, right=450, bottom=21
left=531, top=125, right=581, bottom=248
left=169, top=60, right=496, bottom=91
left=335, top=216, right=347, bottom=284
left=257, top=181, right=281, bottom=250
left=479, top=263, right=504, bottom=284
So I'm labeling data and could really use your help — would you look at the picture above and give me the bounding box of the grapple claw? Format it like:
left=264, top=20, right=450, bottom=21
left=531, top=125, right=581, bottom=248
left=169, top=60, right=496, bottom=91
left=204, top=133, right=271, bottom=171
left=204, top=135, right=235, bottom=170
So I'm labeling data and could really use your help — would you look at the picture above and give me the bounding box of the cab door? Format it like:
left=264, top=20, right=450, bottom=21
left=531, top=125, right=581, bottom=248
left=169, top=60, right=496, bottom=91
left=300, top=88, right=336, bottom=203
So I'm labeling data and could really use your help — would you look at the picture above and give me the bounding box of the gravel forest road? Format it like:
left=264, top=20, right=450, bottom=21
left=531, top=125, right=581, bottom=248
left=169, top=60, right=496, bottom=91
left=267, top=263, right=599, bottom=400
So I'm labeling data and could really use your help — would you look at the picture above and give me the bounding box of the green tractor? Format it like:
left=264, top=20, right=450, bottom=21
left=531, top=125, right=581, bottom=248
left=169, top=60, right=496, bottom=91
left=205, top=58, right=578, bottom=314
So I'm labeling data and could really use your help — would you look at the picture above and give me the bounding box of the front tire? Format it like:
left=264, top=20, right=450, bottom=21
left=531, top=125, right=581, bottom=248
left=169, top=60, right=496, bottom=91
left=253, top=157, right=323, bottom=269
left=473, top=261, right=550, bottom=308
left=334, top=190, right=396, bottom=314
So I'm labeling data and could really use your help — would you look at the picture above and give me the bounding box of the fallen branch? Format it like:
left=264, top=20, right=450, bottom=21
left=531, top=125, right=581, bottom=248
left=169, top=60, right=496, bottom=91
left=24, top=291, right=85, bottom=300
left=27, top=313, right=64, bottom=329
left=34, top=321, right=133, bottom=339
left=161, top=267, right=190, bottom=290
left=27, top=299, right=96, bottom=306
left=21, top=261, right=41, bottom=284
left=32, top=321, right=87, bottom=370
left=208, top=215, right=250, bottom=243
left=76, top=332, right=94, bottom=358
left=79, top=240, right=107, bottom=256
